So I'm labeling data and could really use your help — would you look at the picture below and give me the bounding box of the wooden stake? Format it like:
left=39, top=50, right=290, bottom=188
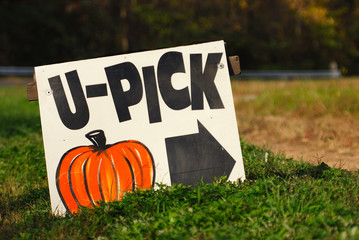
left=228, top=55, right=241, bottom=76
left=27, top=81, right=38, bottom=101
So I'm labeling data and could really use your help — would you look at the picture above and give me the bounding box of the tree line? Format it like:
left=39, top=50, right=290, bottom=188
left=1, top=0, right=358, bottom=74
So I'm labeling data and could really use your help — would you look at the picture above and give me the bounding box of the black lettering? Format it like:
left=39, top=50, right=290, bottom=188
left=105, top=62, right=143, bottom=122
left=157, top=51, right=191, bottom=110
left=86, top=84, right=108, bottom=98
left=143, top=66, right=162, bottom=123
left=190, top=53, right=224, bottom=110
left=48, top=70, right=89, bottom=130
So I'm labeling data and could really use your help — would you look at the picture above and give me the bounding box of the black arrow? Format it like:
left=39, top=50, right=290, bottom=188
left=165, top=121, right=236, bottom=185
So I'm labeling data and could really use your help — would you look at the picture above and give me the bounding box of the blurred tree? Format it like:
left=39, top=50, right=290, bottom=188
left=0, top=0, right=358, bottom=73
left=325, top=0, right=359, bottom=74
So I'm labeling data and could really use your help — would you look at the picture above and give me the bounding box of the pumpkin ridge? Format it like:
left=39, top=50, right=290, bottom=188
left=98, top=153, right=118, bottom=202
left=108, top=153, right=118, bottom=200
left=121, top=144, right=144, bottom=189
left=56, top=147, right=92, bottom=214
left=85, top=152, right=103, bottom=206
left=134, top=141, right=155, bottom=186
left=127, top=141, right=156, bottom=188
left=69, top=151, right=93, bottom=208
left=107, top=149, right=134, bottom=199
left=123, top=155, right=136, bottom=191
left=97, top=157, right=105, bottom=202
left=108, top=152, right=119, bottom=201
left=82, top=156, right=96, bottom=207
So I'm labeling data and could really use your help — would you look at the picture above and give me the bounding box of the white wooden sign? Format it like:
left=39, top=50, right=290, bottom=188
left=35, top=40, right=245, bottom=215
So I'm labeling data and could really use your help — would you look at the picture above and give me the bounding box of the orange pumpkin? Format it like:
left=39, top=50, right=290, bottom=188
left=56, top=130, right=155, bottom=214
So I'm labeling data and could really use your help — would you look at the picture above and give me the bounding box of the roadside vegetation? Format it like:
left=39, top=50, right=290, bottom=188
left=1, top=83, right=359, bottom=239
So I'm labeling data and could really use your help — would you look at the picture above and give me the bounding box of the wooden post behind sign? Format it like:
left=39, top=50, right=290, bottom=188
left=27, top=55, right=241, bottom=101
left=27, top=81, right=38, bottom=101
left=228, top=56, right=241, bottom=76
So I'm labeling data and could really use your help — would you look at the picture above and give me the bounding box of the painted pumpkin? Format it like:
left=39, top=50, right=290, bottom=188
left=56, top=130, right=155, bottom=214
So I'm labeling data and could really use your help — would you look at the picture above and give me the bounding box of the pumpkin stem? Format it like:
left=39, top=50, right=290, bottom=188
left=85, top=130, right=107, bottom=149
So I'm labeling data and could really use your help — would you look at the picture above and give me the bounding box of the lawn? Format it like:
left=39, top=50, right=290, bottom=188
left=1, top=83, right=359, bottom=239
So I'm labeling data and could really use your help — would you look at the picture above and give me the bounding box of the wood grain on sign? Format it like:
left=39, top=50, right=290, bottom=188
left=27, top=55, right=241, bottom=101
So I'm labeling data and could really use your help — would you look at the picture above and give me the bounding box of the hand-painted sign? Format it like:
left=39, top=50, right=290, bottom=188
left=35, top=40, right=245, bottom=215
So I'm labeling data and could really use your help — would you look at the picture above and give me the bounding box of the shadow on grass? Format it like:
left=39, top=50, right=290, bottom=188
left=271, top=161, right=333, bottom=179
left=294, top=162, right=332, bottom=178
left=0, top=187, right=54, bottom=240
left=245, top=161, right=334, bottom=181
left=0, top=187, right=50, bottom=216
left=242, top=141, right=339, bottom=181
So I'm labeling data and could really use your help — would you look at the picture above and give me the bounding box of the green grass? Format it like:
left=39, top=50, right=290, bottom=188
left=233, top=78, right=359, bottom=117
left=1, top=85, right=359, bottom=239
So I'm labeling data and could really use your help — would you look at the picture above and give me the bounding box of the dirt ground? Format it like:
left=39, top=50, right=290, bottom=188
left=237, top=114, right=359, bottom=171
left=234, top=79, right=359, bottom=171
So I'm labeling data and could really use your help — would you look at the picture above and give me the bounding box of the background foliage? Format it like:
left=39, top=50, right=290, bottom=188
left=1, top=0, right=359, bottom=73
